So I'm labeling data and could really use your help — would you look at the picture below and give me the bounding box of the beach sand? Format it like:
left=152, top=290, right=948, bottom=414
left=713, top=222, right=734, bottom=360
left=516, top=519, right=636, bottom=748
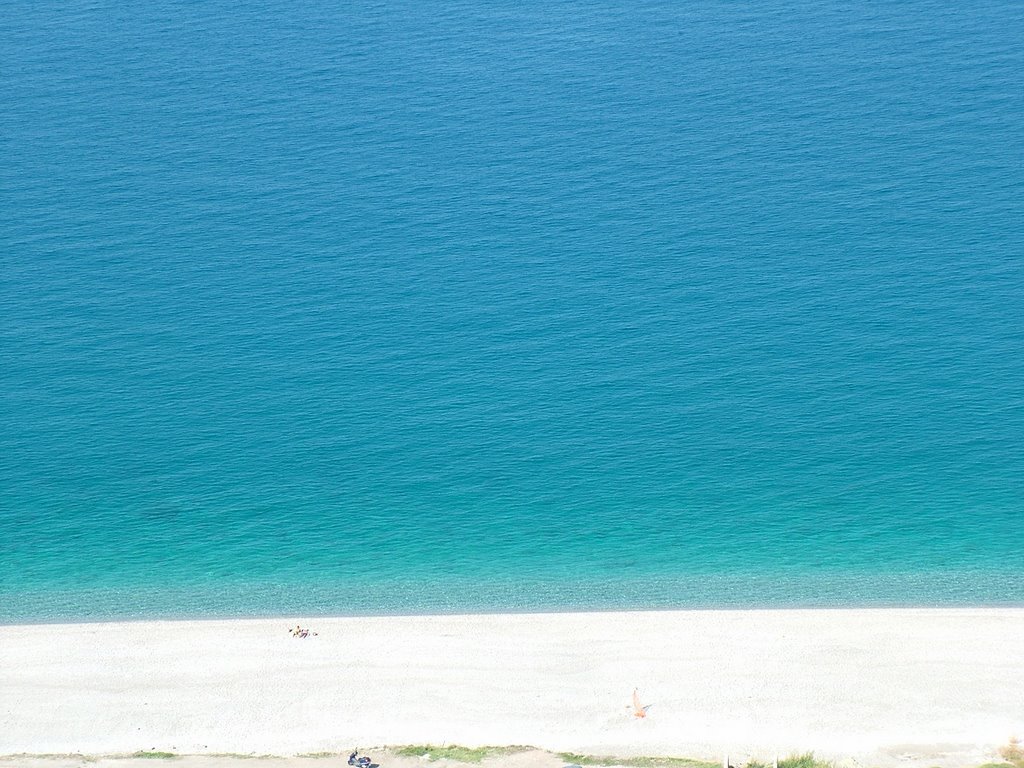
left=1, top=609, right=1022, bottom=767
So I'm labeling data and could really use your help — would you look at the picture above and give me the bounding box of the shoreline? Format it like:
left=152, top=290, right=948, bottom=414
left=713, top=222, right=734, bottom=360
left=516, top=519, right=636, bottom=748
left=6, top=598, right=1024, bottom=628
left=6, top=569, right=1022, bottom=627
left=2, top=608, right=1022, bottom=767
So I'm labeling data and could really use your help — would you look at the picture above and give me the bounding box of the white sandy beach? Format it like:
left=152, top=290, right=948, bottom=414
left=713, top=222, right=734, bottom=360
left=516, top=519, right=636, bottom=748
left=1, top=609, right=1022, bottom=767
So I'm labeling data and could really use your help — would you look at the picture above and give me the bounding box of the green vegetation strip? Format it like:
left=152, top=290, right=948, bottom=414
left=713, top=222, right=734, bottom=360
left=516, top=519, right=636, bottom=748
left=0, top=755, right=97, bottom=763
left=749, top=756, right=832, bottom=768
left=0, top=745, right=1015, bottom=768
left=207, top=753, right=277, bottom=760
left=393, top=746, right=535, bottom=763
left=554, top=753, right=835, bottom=768
left=556, top=754, right=718, bottom=768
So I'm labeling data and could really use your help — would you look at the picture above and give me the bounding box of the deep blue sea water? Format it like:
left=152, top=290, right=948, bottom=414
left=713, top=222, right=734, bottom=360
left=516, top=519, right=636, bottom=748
left=2, top=0, right=1023, bottom=623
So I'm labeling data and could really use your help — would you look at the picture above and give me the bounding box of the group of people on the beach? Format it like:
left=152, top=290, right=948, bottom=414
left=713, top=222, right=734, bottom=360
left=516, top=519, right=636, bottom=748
left=289, top=625, right=317, bottom=638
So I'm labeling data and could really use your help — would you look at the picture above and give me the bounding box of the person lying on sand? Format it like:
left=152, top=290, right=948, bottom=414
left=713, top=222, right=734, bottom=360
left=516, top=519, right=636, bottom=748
left=288, top=625, right=318, bottom=638
left=631, top=688, right=650, bottom=718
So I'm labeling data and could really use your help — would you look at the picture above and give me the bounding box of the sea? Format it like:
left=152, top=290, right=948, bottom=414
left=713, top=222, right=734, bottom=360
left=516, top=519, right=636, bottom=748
left=2, top=0, right=1022, bottom=623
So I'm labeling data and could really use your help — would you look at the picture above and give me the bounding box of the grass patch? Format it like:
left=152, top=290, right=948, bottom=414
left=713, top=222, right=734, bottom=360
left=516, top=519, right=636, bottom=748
left=556, top=754, right=717, bottom=768
left=554, top=755, right=823, bottom=768
left=392, top=746, right=534, bottom=763
left=131, top=752, right=177, bottom=759
left=0, top=755, right=96, bottom=763
left=778, top=755, right=831, bottom=768
left=297, top=753, right=338, bottom=759
left=207, top=753, right=277, bottom=760
left=743, top=756, right=832, bottom=768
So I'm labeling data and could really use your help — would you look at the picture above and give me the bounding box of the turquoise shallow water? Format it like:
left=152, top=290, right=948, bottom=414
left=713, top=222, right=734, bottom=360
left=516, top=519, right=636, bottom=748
left=2, top=0, right=1023, bottom=622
